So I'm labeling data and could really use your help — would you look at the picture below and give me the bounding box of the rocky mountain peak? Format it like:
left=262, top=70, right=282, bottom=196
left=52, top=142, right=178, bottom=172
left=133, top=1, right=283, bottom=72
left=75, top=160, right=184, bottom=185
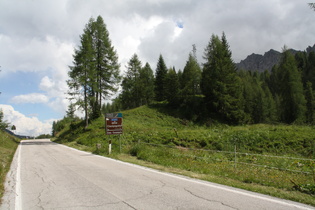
left=236, top=44, right=315, bottom=72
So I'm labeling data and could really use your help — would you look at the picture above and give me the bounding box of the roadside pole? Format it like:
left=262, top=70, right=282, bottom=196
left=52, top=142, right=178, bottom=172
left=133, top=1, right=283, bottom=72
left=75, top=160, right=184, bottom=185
left=109, top=139, right=112, bottom=154
left=119, top=135, right=122, bottom=153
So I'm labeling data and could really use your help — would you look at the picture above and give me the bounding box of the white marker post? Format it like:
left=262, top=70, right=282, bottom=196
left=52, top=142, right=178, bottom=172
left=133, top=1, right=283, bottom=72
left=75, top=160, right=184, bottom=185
left=109, top=139, right=112, bottom=154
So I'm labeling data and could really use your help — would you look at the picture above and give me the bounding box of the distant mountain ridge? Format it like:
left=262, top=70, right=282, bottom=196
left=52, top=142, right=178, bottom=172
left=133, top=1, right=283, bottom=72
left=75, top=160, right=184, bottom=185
left=236, top=44, right=315, bottom=72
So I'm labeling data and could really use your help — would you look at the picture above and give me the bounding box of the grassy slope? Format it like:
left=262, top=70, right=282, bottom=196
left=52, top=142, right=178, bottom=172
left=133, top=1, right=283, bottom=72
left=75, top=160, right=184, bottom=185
left=55, top=105, right=315, bottom=206
left=0, top=130, right=19, bottom=204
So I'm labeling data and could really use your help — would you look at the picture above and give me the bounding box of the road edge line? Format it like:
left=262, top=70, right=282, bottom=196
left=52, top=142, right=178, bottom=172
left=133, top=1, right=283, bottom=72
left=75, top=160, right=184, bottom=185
left=15, top=142, right=22, bottom=210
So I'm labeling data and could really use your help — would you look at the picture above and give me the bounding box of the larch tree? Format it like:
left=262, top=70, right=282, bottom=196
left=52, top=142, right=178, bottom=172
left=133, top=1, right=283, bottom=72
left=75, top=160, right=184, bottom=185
left=154, top=54, right=168, bottom=101
left=305, top=81, right=314, bottom=124
left=68, top=28, right=94, bottom=129
left=67, top=16, right=121, bottom=128
left=181, top=52, right=202, bottom=97
left=278, top=47, right=306, bottom=123
left=165, top=67, right=180, bottom=106
left=121, top=54, right=142, bottom=109
left=139, top=62, right=155, bottom=105
left=201, top=33, right=245, bottom=124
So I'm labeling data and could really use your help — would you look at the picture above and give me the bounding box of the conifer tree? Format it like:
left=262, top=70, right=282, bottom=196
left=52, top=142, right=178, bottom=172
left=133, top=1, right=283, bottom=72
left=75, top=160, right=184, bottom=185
left=201, top=33, right=245, bottom=124
left=93, top=16, right=120, bottom=107
left=278, top=48, right=306, bottom=123
left=305, top=81, right=314, bottom=124
left=182, top=52, right=202, bottom=96
left=139, top=62, right=155, bottom=105
left=307, top=52, right=315, bottom=89
left=165, top=67, right=180, bottom=106
left=154, top=54, right=168, bottom=101
left=121, top=54, right=142, bottom=109
left=68, top=29, right=94, bottom=128
left=67, top=16, right=120, bottom=128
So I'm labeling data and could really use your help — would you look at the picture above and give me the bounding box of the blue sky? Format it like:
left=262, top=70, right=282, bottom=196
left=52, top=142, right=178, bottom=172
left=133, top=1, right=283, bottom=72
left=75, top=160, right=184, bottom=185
left=0, top=0, right=314, bottom=136
left=0, top=71, right=64, bottom=121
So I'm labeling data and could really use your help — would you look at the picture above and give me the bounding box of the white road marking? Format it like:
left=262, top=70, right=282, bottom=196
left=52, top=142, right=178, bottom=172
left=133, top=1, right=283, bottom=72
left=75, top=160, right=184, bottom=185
left=15, top=142, right=22, bottom=210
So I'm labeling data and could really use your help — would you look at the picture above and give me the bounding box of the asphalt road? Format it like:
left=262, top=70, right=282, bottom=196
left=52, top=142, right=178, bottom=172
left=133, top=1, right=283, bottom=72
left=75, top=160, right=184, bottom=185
left=1, top=139, right=314, bottom=210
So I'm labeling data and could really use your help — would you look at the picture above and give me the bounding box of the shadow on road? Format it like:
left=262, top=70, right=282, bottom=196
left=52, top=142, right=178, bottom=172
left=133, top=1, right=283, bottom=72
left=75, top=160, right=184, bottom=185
left=21, top=140, right=55, bottom=146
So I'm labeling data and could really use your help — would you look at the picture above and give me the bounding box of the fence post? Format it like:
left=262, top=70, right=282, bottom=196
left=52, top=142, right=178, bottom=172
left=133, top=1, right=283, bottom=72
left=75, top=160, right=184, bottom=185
left=234, top=144, right=237, bottom=169
left=119, top=135, right=121, bottom=153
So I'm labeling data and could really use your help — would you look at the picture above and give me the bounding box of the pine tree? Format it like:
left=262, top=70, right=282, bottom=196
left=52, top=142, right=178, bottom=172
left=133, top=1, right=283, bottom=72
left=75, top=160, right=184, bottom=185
left=278, top=47, right=306, bottom=123
left=165, top=67, right=180, bottom=106
left=182, top=52, right=202, bottom=97
left=139, top=62, right=155, bottom=105
left=261, top=83, right=277, bottom=123
left=305, top=81, right=314, bottom=124
left=201, top=33, right=245, bottom=124
left=121, top=54, right=142, bottom=109
left=154, top=54, right=168, bottom=101
left=307, top=52, right=315, bottom=89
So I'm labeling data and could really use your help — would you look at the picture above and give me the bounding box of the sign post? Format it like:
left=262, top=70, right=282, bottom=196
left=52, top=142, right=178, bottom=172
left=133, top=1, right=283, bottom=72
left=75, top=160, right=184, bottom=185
left=105, top=113, right=123, bottom=154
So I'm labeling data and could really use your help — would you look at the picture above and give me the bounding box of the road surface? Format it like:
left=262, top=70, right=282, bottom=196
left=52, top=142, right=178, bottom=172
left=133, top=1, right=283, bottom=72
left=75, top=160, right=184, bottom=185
left=1, top=139, right=314, bottom=209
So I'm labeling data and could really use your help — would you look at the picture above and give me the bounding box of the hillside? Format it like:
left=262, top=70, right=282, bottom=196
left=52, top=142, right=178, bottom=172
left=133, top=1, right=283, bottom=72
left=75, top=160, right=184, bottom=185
left=55, top=104, right=315, bottom=157
left=0, top=130, right=19, bottom=204
left=236, top=44, right=315, bottom=72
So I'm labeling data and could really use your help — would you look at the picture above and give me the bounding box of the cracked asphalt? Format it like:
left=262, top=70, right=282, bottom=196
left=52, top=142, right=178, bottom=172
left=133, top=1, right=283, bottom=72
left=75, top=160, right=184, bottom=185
left=1, top=139, right=314, bottom=210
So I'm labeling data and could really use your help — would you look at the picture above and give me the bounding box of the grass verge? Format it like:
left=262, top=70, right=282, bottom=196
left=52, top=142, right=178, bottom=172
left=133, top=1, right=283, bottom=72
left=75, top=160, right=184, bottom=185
left=59, top=140, right=315, bottom=207
left=0, top=130, right=19, bottom=204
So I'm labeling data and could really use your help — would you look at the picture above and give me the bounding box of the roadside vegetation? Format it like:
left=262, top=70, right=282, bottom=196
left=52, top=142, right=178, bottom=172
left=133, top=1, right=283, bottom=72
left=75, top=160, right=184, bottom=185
left=54, top=104, right=315, bottom=206
left=0, top=130, right=19, bottom=204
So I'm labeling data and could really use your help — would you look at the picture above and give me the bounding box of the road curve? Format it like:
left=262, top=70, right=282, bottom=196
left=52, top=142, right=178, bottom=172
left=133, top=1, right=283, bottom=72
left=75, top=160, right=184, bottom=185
left=1, top=139, right=314, bottom=210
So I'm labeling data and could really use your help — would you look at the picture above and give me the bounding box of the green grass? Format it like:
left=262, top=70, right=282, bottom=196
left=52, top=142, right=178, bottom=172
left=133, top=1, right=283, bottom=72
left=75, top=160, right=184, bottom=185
left=0, top=130, right=19, bottom=204
left=54, top=104, right=315, bottom=206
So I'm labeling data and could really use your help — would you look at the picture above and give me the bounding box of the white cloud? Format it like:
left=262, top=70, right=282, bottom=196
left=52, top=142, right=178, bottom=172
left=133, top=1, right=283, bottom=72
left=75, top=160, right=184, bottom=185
left=0, top=104, right=53, bottom=136
left=10, top=93, right=49, bottom=104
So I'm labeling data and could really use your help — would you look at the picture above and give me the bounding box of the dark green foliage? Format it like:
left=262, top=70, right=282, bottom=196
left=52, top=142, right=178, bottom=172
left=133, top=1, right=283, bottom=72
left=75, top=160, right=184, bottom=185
left=121, top=55, right=155, bottom=110
left=305, top=82, right=314, bottom=124
left=121, top=54, right=143, bottom=109
left=154, top=54, right=168, bottom=101
left=277, top=48, right=306, bottom=123
left=181, top=53, right=202, bottom=96
left=139, top=62, right=155, bottom=105
left=239, top=70, right=277, bottom=123
left=307, top=52, right=315, bottom=89
left=36, top=134, right=52, bottom=139
left=201, top=33, right=245, bottom=124
left=165, top=67, right=180, bottom=107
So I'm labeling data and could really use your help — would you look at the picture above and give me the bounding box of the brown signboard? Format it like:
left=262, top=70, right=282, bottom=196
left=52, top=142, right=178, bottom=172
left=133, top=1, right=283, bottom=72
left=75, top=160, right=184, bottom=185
left=105, top=113, right=123, bottom=135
